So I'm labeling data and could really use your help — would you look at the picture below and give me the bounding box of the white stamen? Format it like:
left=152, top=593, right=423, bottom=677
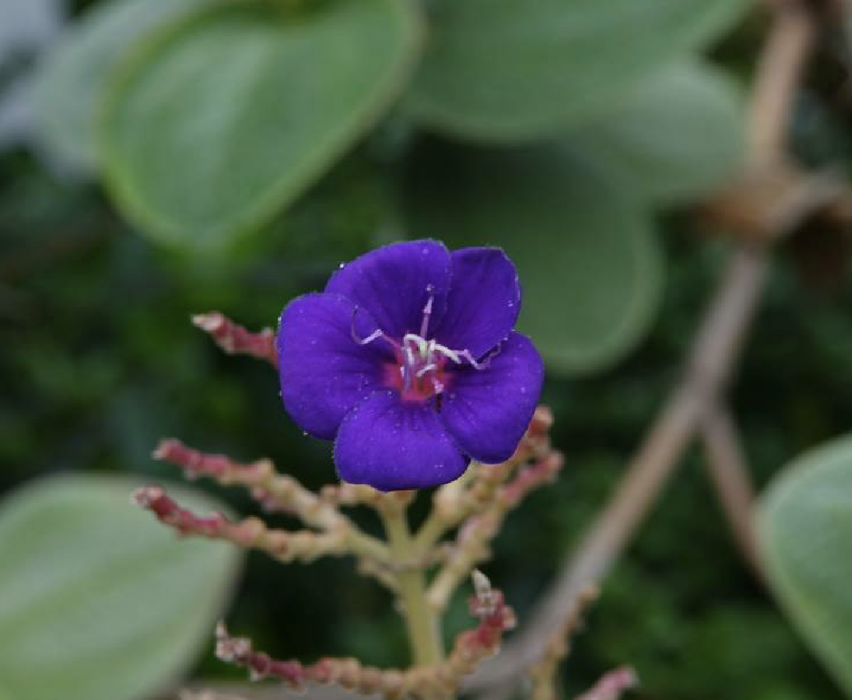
left=420, top=288, right=434, bottom=338
left=433, top=343, right=462, bottom=364
left=353, top=329, right=384, bottom=346
left=404, top=343, right=416, bottom=367
left=416, top=363, right=437, bottom=378
left=459, top=345, right=501, bottom=369
left=403, top=333, right=429, bottom=359
left=458, top=349, right=487, bottom=370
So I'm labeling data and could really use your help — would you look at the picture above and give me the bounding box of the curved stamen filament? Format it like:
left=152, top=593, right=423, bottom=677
left=416, top=363, right=437, bottom=378
left=419, top=285, right=435, bottom=338
left=351, top=308, right=400, bottom=352
left=353, top=328, right=384, bottom=346
left=458, top=348, right=488, bottom=370
left=432, top=343, right=461, bottom=365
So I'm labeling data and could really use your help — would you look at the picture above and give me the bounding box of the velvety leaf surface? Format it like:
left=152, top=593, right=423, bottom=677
left=0, top=474, right=242, bottom=700
left=32, top=0, right=207, bottom=170
left=568, top=60, right=746, bottom=205
left=407, top=0, right=749, bottom=140
left=402, top=141, right=663, bottom=376
left=101, top=0, right=421, bottom=251
left=758, top=436, right=852, bottom=696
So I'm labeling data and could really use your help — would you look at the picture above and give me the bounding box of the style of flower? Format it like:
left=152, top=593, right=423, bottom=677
left=276, top=240, right=544, bottom=491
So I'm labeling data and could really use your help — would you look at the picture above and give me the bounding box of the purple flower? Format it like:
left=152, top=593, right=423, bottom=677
left=276, top=240, right=544, bottom=491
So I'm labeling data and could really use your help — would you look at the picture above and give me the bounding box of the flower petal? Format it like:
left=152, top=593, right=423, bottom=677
left=437, top=247, right=521, bottom=359
left=334, top=391, right=470, bottom=491
left=325, top=240, right=451, bottom=341
left=277, top=293, right=390, bottom=440
left=441, top=332, right=544, bottom=464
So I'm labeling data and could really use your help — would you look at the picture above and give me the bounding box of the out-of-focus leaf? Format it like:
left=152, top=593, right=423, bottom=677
left=0, top=0, right=62, bottom=154
left=568, top=60, right=746, bottom=205
left=32, top=0, right=207, bottom=171
left=0, top=79, right=34, bottom=151
left=403, top=140, right=663, bottom=375
left=758, top=435, right=852, bottom=696
left=0, top=474, right=242, bottom=700
left=407, top=0, right=749, bottom=141
left=100, top=0, right=422, bottom=252
left=0, top=0, right=62, bottom=65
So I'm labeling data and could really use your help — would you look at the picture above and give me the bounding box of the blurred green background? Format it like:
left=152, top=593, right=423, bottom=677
left=2, top=0, right=852, bottom=699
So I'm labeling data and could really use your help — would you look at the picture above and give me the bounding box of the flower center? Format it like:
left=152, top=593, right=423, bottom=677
left=352, top=286, right=494, bottom=404
left=386, top=332, right=459, bottom=402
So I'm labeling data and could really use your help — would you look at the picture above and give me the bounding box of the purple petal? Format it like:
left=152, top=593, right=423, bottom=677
left=334, top=391, right=470, bottom=491
left=277, top=293, right=391, bottom=440
left=440, top=332, right=544, bottom=464
left=437, top=247, right=521, bottom=359
left=325, top=240, right=451, bottom=341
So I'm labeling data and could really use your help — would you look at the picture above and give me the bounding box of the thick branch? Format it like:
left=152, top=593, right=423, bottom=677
left=699, top=404, right=763, bottom=581
left=468, top=247, right=768, bottom=692
left=749, top=2, right=817, bottom=168
left=527, top=587, right=599, bottom=700
left=469, top=1, right=821, bottom=692
left=378, top=501, right=445, bottom=669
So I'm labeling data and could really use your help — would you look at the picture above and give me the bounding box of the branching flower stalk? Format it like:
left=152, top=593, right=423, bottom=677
left=136, top=386, right=559, bottom=683
left=137, top=275, right=632, bottom=700
left=213, top=570, right=515, bottom=700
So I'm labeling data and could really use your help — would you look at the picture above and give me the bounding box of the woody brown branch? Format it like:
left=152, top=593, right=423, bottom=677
left=699, top=403, right=763, bottom=581
left=527, top=587, right=599, bottom=700
left=469, top=0, right=827, bottom=694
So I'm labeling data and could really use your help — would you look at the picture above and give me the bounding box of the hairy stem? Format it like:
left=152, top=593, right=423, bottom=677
left=380, top=506, right=445, bottom=667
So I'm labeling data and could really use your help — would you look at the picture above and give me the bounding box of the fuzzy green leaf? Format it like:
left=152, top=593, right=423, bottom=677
left=758, top=435, right=852, bottom=696
left=407, top=0, right=748, bottom=141
left=568, top=60, right=746, bottom=205
left=402, top=141, right=663, bottom=375
left=101, top=0, right=421, bottom=252
left=33, top=0, right=208, bottom=170
left=0, top=474, right=242, bottom=700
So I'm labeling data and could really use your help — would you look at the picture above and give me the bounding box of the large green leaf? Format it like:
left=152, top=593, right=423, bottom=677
left=758, top=436, right=852, bottom=696
left=0, top=474, right=242, bottom=700
left=407, top=0, right=748, bottom=141
left=568, top=60, right=746, bottom=205
left=32, top=0, right=208, bottom=171
left=402, top=140, right=663, bottom=375
left=101, top=0, right=422, bottom=252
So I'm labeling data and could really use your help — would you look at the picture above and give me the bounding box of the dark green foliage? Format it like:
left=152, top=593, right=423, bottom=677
left=3, top=0, right=852, bottom=698
left=3, top=149, right=850, bottom=697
